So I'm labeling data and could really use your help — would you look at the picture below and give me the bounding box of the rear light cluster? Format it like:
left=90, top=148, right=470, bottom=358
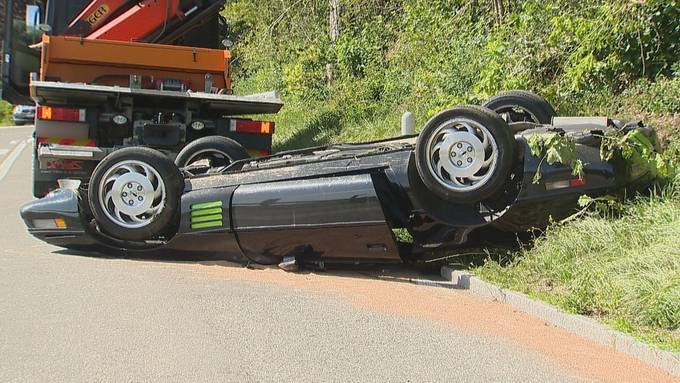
left=545, top=178, right=586, bottom=191
left=229, top=119, right=274, bottom=135
left=32, top=218, right=67, bottom=229
left=37, top=106, right=86, bottom=122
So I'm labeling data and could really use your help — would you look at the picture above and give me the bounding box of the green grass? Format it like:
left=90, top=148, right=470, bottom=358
left=475, top=181, right=680, bottom=352
left=259, top=97, right=406, bottom=152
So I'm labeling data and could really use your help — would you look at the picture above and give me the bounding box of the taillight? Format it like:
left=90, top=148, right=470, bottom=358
left=37, top=106, right=86, bottom=122
left=569, top=178, right=586, bottom=187
left=545, top=177, right=587, bottom=191
left=229, top=119, right=275, bottom=135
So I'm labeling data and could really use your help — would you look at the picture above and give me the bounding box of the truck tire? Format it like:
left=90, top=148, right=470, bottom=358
left=88, top=147, right=183, bottom=241
left=175, top=136, right=249, bottom=172
left=483, top=90, right=556, bottom=124
left=415, top=106, right=515, bottom=204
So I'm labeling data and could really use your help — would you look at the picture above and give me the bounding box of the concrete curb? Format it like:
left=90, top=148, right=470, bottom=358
left=441, top=266, right=680, bottom=378
left=376, top=275, right=457, bottom=289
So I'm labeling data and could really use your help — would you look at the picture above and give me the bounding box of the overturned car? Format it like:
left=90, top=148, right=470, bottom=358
left=20, top=92, right=660, bottom=266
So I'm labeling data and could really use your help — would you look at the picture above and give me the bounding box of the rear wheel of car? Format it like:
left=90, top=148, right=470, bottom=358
left=88, top=147, right=183, bottom=241
left=483, top=90, right=556, bottom=124
left=175, top=135, right=249, bottom=173
left=415, top=106, right=515, bottom=204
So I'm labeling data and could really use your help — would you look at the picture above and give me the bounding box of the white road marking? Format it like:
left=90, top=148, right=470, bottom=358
left=10, top=140, right=17, bottom=145
left=0, top=140, right=28, bottom=183
left=0, top=149, right=8, bottom=156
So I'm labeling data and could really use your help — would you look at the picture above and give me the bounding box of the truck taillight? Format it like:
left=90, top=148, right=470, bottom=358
left=37, top=106, right=86, bottom=122
left=229, top=119, right=274, bottom=135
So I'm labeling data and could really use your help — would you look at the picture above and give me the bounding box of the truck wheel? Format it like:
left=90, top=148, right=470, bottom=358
left=88, top=147, right=183, bottom=241
left=483, top=90, right=556, bottom=124
left=175, top=136, right=249, bottom=172
left=415, top=106, right=515, bottom=204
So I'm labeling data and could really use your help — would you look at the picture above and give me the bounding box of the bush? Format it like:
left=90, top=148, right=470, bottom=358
left=223, top=0, right=679, bottom=148
left=0, top=101, right=13, bottom=126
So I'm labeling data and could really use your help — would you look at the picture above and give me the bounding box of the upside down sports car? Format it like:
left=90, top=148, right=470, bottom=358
left=20, top=91, right=660, bottom=267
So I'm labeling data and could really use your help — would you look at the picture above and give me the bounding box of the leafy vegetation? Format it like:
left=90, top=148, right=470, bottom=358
left=223, top=0, right=679, bottom=149
left=0, top=100, right=13, bottom=126
left=527, top=133, right=584, bottom=183
left=222, top=0, right=680, bottom=350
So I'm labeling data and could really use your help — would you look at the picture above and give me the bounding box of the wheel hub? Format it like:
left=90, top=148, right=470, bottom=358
left=425, top=117, right=499, bottom=192
left=98, top=160, right=166, bottom=229
left=440, top=132, right=485, bottom=178
left=111, top=173, right=155, bottom=216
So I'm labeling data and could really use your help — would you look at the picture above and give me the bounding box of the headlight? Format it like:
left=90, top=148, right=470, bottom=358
left=191, top=121, right=205, bottom=131
left=112, top=115, right=128, bottom=125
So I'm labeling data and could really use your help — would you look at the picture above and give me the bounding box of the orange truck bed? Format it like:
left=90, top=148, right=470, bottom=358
left=38, top=35, right=231, bottom=93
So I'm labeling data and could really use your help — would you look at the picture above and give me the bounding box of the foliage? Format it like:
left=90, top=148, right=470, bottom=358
left=0, top=101, right=13, bottom=126
left=527, top=133, right=584, bottom=183
left=602, top=128, right=674, bottom=180
left=222, top=0, right=679, bottom=149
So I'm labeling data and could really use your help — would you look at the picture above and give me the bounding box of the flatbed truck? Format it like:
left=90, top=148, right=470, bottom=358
left=1, top=0, right=282, bottom=197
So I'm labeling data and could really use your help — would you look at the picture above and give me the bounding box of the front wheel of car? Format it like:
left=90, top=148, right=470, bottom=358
left=415, top=106, right=516, bottom=204
left=88, top=147, right=183, bottom=241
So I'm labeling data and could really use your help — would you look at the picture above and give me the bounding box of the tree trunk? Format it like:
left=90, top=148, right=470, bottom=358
left=491, top=0, right=506, bottom=25
left=327, top=0, right=340, bottom=85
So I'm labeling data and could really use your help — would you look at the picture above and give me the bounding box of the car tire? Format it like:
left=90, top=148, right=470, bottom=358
left=415, top=105, right=515, bottom=204
left=175, top=135, right=250, bottom=172
left=483, top=90, right=556, bottom=124
left=88, top=147, right=183, bottom=241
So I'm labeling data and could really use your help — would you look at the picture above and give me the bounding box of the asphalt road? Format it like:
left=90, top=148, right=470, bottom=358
left=0, top=126, right=676, bottom=382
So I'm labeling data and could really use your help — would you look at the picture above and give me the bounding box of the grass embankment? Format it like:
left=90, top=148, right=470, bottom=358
left=475, top=79, right=680, bottom=352
left=223, top=0, right=679, bottom=350
left=476, top=184, right=680, bottom=352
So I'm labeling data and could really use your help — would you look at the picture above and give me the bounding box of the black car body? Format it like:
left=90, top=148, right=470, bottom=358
left=20, top=113, right=659, bottom=266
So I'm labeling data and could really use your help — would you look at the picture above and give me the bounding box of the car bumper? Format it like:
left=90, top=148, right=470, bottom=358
left=12, top=114, right=35, bottom=123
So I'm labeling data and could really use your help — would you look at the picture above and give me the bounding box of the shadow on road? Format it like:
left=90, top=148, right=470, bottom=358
left=51, top=247, right=447, bottom=284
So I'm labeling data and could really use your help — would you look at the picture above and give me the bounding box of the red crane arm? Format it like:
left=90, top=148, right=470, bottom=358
left=63, top=0, right=205, bottom=42
left=65, top=0, right=140, bottom=36
left=86, top=0, right=185, bottom=42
